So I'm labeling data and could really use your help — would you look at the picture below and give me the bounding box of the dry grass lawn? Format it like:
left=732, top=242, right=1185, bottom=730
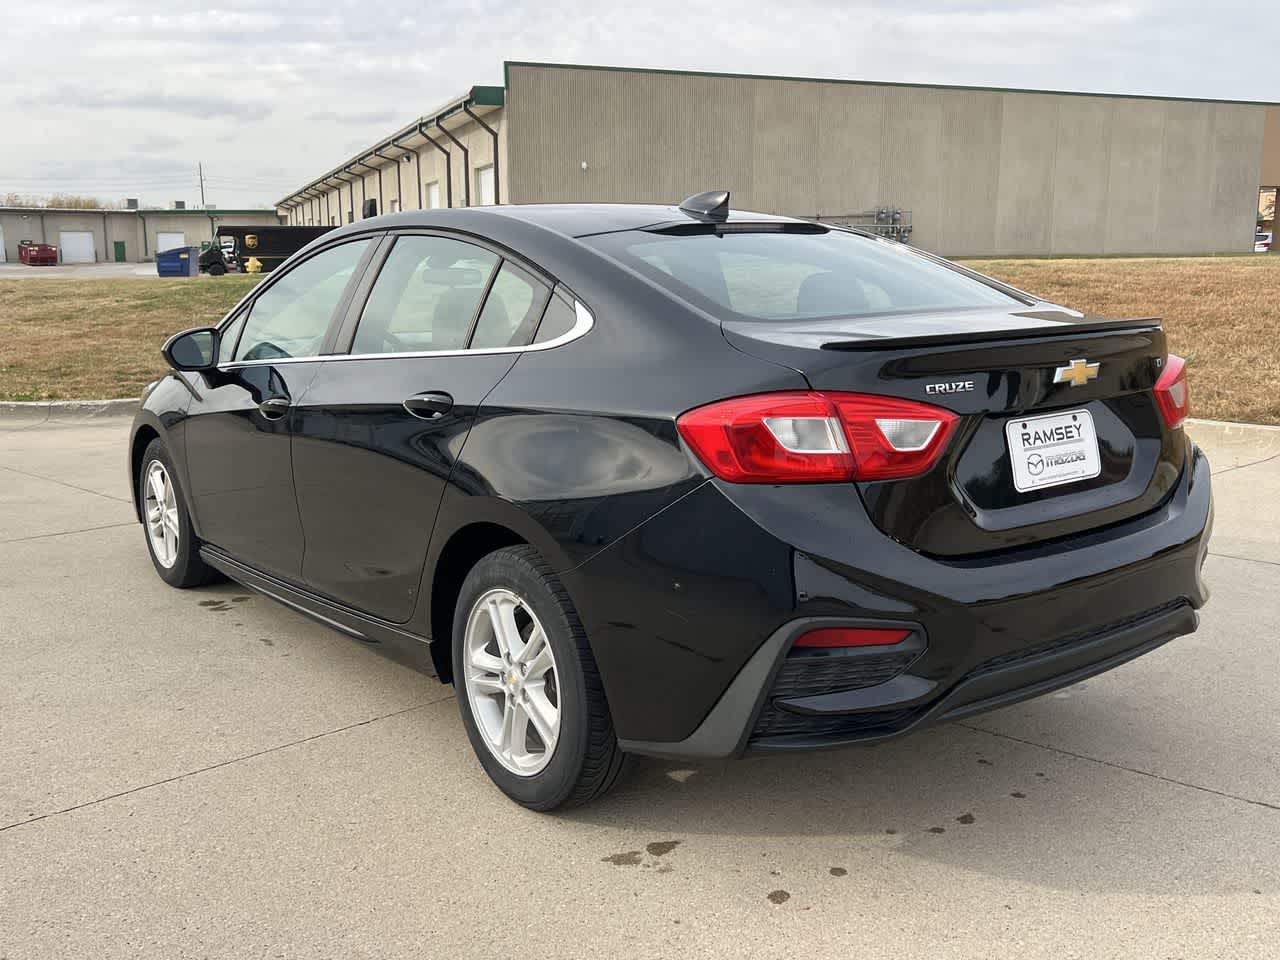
left=0, top=257, right=1276, bottom=424
left=962, top=256, right=1280, bottom=425
left=0, top=276, right=261, bottom=401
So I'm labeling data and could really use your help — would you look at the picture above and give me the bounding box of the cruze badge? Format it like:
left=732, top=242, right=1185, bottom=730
left=1054, top=359, right=1100, bottom=387
left=925, top=380, right=974, bottom=395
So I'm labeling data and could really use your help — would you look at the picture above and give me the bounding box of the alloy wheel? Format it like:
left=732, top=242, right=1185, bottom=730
left=144, top=460, right=180, bottom=569
left=463, top=588, right=561, bottom=776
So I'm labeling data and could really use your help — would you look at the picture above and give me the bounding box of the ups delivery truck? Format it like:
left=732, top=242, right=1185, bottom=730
left=200, top=225, right=334, bottom=275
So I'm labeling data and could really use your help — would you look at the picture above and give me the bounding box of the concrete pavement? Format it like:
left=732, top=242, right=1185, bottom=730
left=1, top=415, right=1276, bottom=958
left=0, top=262, right=164, bottom=280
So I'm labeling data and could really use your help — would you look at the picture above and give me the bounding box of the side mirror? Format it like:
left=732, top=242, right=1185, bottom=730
left=161, top=327, right=219, bottom=372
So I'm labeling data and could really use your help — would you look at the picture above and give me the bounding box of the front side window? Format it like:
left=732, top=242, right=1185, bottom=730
left=470, top=262, right=550, bottom=350
left=584, top=228, right=1023, bottom=323
left=218, top=311, right=246, bottom=364
left=235, top=239, right=370, bottom=361
left=351, top=235, right=497, bottom=355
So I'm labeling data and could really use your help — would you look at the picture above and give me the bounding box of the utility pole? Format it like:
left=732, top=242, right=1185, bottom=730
left=198, top=162, right=206, bottom=208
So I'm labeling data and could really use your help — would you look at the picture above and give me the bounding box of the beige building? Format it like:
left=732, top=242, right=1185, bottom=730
left=0, top=207, right=283, bottom=264
left=279, top=62, right=1280, bottom=257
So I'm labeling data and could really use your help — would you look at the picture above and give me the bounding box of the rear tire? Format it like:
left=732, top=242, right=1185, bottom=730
left=452, top=545, right=625, bottom=810
left=208, top=263, right=227, bottom=276
left=139, top=438, right=219, bottom=588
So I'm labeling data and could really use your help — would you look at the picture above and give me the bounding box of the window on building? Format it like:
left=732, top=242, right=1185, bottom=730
left=351, top=235, right=498, bottom=355
left=390, top=198, right=401, bottom=214
left=425, top=182, right=441, bottom=210
left=476, top=165, right=495, bottom=206
left=347, top=211, right=354, bottom=224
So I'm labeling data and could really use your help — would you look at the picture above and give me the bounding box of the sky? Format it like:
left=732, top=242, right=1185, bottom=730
left=1, top=0, right=1272, bottom=210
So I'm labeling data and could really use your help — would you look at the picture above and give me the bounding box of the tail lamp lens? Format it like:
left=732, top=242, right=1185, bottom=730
left=676, top=391, right=958, bottom=483
left=1154, top=354, right=1190, bottom=430
left=793, top=626, right=912, bottom=648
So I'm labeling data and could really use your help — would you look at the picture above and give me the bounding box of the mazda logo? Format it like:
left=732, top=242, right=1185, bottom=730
left=1026, top=453, right=1045, bottom=476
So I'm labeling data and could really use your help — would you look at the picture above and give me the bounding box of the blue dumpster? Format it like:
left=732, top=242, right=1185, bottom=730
left=156, top=246, right=199, bottom=277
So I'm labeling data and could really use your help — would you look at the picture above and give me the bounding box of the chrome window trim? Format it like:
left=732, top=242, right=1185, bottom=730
left=216, top=300, right=594, bottom=369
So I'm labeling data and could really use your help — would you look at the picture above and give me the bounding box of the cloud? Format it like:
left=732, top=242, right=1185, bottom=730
left=31, top=86, right=264, bottom=121
left=0, top=0, right=1267, bottom=209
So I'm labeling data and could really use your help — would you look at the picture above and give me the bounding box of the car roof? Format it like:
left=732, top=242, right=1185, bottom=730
left=334, top=202, right=806, bottom=240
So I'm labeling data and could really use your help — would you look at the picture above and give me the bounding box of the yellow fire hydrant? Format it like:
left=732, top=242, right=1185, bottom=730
left=244, top=256, right=263, bottom=274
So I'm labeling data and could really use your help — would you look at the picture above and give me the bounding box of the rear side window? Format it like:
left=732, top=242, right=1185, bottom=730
left=585, top=229, right=1021, bottom=322
left=470, top=262, right=551, bottom=350
left=235, top=239, right=370, bottom=361
left=532, top=294, right=577, bottom=345
left=353, top=235, right=498, bottom=355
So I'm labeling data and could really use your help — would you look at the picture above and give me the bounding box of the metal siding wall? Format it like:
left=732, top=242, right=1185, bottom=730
left=994, top=93, right=1059, bottom=255
left=1051, top=98, right=1114, bottom=255
left=1155, top=102, right=1214, bottom=254
left=877, top=87, right=945, bottom=250
left=497, top=65, right=1271, bottom=255
left=936, top=90, right=1002, bottom=255
left=815, top=85, right=883, bottom=217
left=1208, top=103, right=1268, bottom=251
left=1260, top=107, right=1280, bottom=185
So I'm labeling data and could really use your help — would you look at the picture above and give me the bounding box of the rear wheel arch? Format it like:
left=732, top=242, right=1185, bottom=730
left=428, top=522, right=529, bottom=682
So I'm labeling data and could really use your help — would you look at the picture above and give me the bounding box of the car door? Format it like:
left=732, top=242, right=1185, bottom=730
left=291, top=232, right=553, bottom=622
left=183, top=236, right=378, bottom=583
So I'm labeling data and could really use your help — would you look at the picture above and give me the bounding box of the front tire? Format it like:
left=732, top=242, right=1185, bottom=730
left=139, top=438, right=218, bottom=588
left=452, top=546, right=625, bottom=810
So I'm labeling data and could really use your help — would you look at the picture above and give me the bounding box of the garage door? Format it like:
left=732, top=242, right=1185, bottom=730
left=59, top=231, right=95, bottom=264
left=156, top=232, right=186, bottom=254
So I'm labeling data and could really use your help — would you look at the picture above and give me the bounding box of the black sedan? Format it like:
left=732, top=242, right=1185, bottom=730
left=129, top=192, right=1211, bottom=809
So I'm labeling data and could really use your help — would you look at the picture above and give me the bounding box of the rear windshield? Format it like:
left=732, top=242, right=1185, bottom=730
left=584, top=228, right=1024, bottom=321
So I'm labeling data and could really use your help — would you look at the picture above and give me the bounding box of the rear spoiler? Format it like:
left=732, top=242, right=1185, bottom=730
left=820, top=316, right=1163, bottom=352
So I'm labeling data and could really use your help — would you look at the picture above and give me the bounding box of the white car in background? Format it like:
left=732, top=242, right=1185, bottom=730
left=1257, top=231, right=1273, bottom=253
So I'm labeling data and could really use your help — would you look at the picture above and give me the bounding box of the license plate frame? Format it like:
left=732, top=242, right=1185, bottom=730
left=1005, top=408, right=1102, bottom=493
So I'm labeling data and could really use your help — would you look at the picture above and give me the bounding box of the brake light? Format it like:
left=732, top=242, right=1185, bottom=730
left=793, top=626, right=912, bottom=648
left=676, top=391, right=959, bottom=483
left=1154, top=354, right=1190, bottom=430
left=830, top=393, right=960, bottom=481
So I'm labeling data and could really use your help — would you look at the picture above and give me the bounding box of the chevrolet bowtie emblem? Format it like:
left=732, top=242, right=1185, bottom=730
left=1053, top=358, right=1100, bottom=387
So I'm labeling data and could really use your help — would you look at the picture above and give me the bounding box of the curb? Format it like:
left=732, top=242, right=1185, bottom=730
left=0, top=398, right=138, bottom=423
left=1186, top=416, right=1280, bottom=434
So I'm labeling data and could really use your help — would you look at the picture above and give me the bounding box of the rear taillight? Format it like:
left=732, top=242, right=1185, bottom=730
left=676, top=391, right=959, bottom=483
left=1154, top=354, right=1190, bottom=430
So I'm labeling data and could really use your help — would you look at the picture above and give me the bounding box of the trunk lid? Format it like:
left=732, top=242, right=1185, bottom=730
left=722, top=305, right=1185, bottom=556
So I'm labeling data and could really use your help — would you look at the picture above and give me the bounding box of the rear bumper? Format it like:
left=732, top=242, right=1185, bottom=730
left=621, top=600, right=1198, bottom=759
left=568, top=441, right=1212, bottom=758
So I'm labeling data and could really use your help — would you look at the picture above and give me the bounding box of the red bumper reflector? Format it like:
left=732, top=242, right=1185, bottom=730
left=793, top=626, right=912, bottom=648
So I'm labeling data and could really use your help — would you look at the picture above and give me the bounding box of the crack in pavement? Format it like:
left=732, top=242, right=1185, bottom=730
left=1209, top=551, right=1280, bottom=569
left=960, top=722, right=1280, bottom=813
left=0, top=462, right=131, bottom=504
left=0, top=521, right=136, bottom=545
left=0, top=696, right=455, bottom=834
left=1211, top=451, right=1280, bottom=477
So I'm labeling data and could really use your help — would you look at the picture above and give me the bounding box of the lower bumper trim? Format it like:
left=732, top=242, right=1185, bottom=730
left=621, top=600, right=1199, bottom=760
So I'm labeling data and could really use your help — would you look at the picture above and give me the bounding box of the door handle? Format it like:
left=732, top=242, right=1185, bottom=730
left=258, top=397, right=291, bottom=420
left=403, top=392, right=454, bottom=420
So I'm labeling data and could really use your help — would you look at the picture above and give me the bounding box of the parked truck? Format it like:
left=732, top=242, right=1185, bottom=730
left=200, top=225, right=333, bottom=275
